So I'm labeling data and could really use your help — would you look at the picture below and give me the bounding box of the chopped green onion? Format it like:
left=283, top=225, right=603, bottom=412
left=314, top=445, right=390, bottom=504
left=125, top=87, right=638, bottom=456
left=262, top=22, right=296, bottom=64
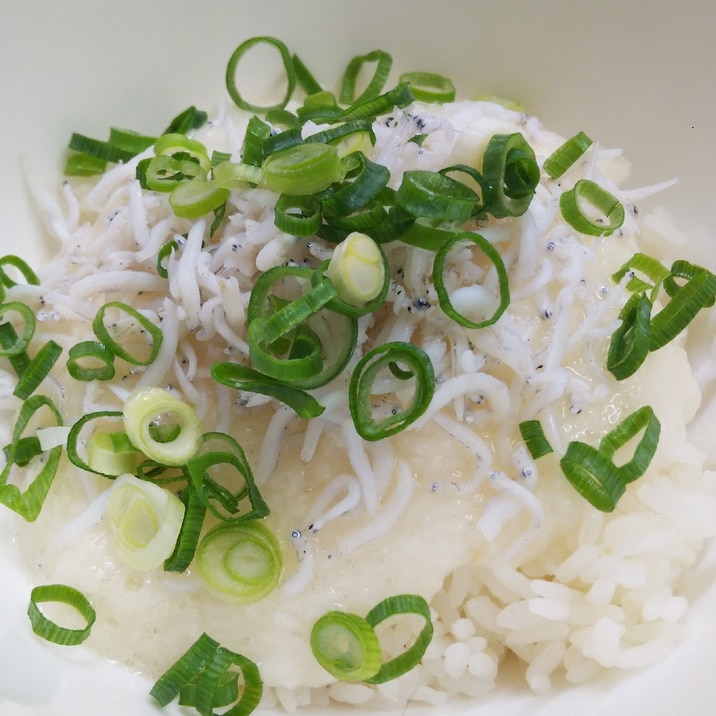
left=144, top=154, right=207, bottom=192
left=324, top=232, right=388, bottom=308
left=432, top=232, right=510, bottom=329
left=153, top=133, right=211, bottom=173
left=187, top=449, right=269, bottom=523
left=559, top=179, right=625, bottom=236
left=196, top=521, right=283, bottom=603
left=212, top=161, right=263, bottom=189
left=599, top=405, right=660, bottom=484
left=67, top=133, right=136, bottom=164
left=481, top=132, right=539, bottom=218
left=108, top=127, right=156, bottom=155
left=339, top=50, right=393, bottom=105
left=0, top=302, right=35, bottom=357
left=364, top=594, right=433, bottom=684
left=321, top=152, right=390, bottom=217
left=13, top=339, right=62, bottom=400
left=107, top=473, right=186, bottom=571
left=519, top=419, right=554, bottom=459
left=164, top=484, right=207, bottom=573
left=292, top=53, right=323, bottom=95
left=162, top=106, right=208, bottom=135
left=170, top=179, right=231, bottom=219
left=349, top=342, right=435, bottom=441
left=560, top=441, right=626, bottom=512
left=396, top=170, right=479, bottom=222
left=66, top=340, right=116, bottom=381
left=64, top=153, right=107, bottom=176
left=262, top=142, right=344, bottom=196
left=649, top=261, right=716, bottom=351
left=122, top=387, right=202, bottom=467
left=0, top=394, right=63, bottom=521
left=274, top=194, right=322, bottom=236
left=226, top=36, right=296, bottom=113
left=27, top=584, right=96, bottom=646
left=151, top=633, right=263, bottom=716
left=607, top=292, right=652, bottom=380
left=340, top=81, right=414, bottom=122
left=0, top=321, right=30, bottom=376
left=242, top=116, right=272, bottom=167
left=0, top=255, right=40, bottom=287
left=156, top=241, right=178, bottom=279
left=398, top=71, right=456, bottom=103
left=543, top=131, right=593, bottom=179
left=211, top=362, right=325, bottom=418
left=93, top=301, right=163, bottom=367
left=86, top=430, right=141, bottom=476
left=612, top=252, right=670, bottom=298
left=310, top=611, right=382, bottom=682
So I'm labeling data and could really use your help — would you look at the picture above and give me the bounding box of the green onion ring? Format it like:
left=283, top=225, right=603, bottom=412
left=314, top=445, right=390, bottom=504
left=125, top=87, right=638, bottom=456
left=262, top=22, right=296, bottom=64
left=349, top=341, right=435, bottom=441
left=27, top=584, right=96, bottom=646
left=518, top=419, right=554, bottom=459
left=543, top=131, right=593, bottom=179
left=274, top=194, right=323, bottom=236
left=339, top=50, right=393, bottom=105
left=559, top=179, right=625, bottom=237
left=364, top=593, right=434, bottom=684
left=66, top=340, right=116, bottom=382
left=607, top=292, right=652, bottom=380
left=92, top=301, right=163, bottom=367
left=398, top=71, right=456, bottom=103
left=0, top=255, right=40, bottom=288
left=226, top=36, right=296, bottom=113
left=432, top=232, right=510, bottom=329
left=0, top=302, right=35, bottom=357
left=396, top=170, right=479, bottom=222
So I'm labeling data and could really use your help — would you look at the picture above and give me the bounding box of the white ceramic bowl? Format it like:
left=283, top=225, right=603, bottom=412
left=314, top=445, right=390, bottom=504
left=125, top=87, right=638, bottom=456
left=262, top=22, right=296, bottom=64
left=1, top=2, right=715, bottom=715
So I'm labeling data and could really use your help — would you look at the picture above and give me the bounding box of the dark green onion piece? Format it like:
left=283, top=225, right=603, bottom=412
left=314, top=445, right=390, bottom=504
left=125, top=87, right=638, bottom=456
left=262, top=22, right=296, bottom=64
left=396, top=170, right=478, bottom=222
left=27, top=584, right=96, bottom=646
left=482, top=133, right=539, bottom=218
left=321, top=153, right=390, bottom=218
left=607, top=292, right=652, bottom=380
left=179, top=669, right=239, bottom=710
left=0, top=255, right=40, bottom=287
left=92, top=301, right=163, bottom=366
left=398, top=71, right=456, bottom=103
left=612, top=252, right=670, bottom=298
left=211, top=362, right=325, bottom=419
left=0, top=302, right=36, bottom=357
left=349, top=341, right=434, bottom=441
left=144, top=155, right=207, bottom=192
left=13, top=339, right=62, bottom=400
left=187, top=450, right=269, bottom=523
left=340, top=82, right=415, bottom=122
left=67, top=133, right=137, bottom=164
left=560, top=441, right=626, bottom=512
left=156, top=240, right=178, bottom=279
left=432, top=232, right=510, bottom=329
left=310, top=611, right=382, bottom=682
left=559, top=179, right=625, bottom=236
left=599, top=405, right=660, bottom=485
left=364, top=594, right=434, bottom=684
left=649, top=261, right=716, bottom=351
left=163, top=106, right=208, bottom=135
left=164, top=484, right=206, bottom=572
left=292, top=53, right=323, bottom=95
left=274, top=194, right=322, bottom=237
left=242, top=116, right=272, bottom=167
left=543, top=131, right=593, bottom=179
left=66, top=340, right=115, bottom=382
left=226, top=36, right=296, bottom=113
left=0, top=394, right=63, bottom=521
left=339, top=50, right=393, bottom=105
left=519, top=420, right=554, bottom=459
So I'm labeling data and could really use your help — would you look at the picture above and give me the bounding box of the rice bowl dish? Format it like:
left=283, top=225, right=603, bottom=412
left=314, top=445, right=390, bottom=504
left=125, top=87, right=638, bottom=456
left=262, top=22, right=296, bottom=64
left=2, top=3, right=716, bottom=716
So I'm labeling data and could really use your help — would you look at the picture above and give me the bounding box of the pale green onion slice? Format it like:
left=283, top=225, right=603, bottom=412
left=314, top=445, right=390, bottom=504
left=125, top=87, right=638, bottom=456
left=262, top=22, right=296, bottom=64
left=87, top=430, right=142, bottom=476
left=559, top=179, right=625, bottom=236
left=169, top=179, right=230, bottom=219
left=325, top=232, right=387, bottom=307
left=310, top=611, right=382, bottom=682
left=27, top=584, right=96, bottom=646
left=196, top=521, right=283, bottom=603
left=107, top=473, right=185, bottom=571
left=364, top=594, right=434, bottom=684
left=153, top=133, right=212, bottom=173
left=262, top=142, right=344, bottom=196
left=122, top=387, right=202, bottom=466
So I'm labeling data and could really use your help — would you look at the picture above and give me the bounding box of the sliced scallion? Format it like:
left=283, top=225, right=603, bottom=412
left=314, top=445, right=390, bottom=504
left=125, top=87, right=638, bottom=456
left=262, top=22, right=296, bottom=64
left=27, top=584, right=96, bottom=646
left=559, top=179, right=625, bottom=236
left=543, top=131, right=593, bottom=179
left=398, top=71, right=456, bottom=103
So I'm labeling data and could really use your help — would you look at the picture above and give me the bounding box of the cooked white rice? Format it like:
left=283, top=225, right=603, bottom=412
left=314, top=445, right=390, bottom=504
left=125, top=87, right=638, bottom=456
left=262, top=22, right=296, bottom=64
left=4, top=94, right=716, bottom=713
